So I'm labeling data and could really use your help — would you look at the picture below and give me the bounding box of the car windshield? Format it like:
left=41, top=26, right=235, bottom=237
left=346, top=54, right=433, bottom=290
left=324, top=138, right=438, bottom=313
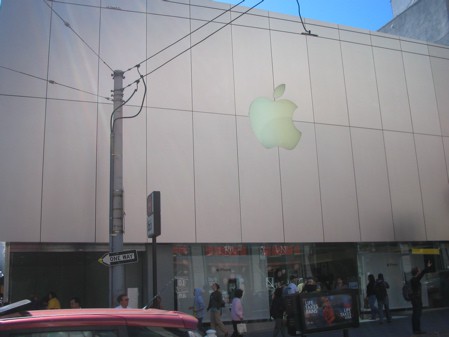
left=127, top=327, right=201, bottom=337
left=10, top=331, right=117, bottom=337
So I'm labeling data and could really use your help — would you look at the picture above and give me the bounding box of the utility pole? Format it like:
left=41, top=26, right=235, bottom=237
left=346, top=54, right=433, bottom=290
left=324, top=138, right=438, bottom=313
left=109, top=70, right=125, bottom=307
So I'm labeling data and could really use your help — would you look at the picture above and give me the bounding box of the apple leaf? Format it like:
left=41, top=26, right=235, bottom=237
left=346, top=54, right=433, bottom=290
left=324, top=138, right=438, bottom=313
left=273, top=84, right=286, bottom=100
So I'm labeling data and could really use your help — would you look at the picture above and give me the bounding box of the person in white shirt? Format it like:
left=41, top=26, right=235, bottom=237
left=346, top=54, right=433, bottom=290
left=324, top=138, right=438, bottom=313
left=287, top=275, right=298, bottom=294
left=115, top=294, right=131, bottom=309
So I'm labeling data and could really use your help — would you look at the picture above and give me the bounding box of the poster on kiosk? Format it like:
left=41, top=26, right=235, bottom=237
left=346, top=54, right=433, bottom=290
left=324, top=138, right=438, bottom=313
left=286, top=289, right=359, bottom=335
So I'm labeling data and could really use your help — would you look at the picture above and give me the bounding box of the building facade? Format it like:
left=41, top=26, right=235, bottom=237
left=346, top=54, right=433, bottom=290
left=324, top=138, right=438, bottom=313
left=380, top=0, right=449, bottom=46
left=1, top=0, right=449, bottom=317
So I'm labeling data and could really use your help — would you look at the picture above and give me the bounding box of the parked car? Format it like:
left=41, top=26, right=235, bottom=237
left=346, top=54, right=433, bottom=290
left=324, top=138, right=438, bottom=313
left=0, top=300, right=201, bottom=337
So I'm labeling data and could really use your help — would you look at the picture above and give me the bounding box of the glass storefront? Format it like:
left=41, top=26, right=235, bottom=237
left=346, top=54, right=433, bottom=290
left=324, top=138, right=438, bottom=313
left=173, top=243, right=359, bottom=321
left=173, top=242, right=449, bottom=321
left=3, top=241, right=449, bottom=316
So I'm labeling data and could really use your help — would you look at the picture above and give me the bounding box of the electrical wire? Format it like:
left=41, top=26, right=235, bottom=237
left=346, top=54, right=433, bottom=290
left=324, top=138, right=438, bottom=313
left=295, top=0, right=316, bottom=36
left=125, top=0, right=247, bottom=73
left=109, top=79, right=140, bottom=132
left=112, top=66, right=147, bottom=131
left=42, top=0, right=114, bottom=72
left=0, top=64, right=111, bottom=101
left=123, top=0, right=265, bottom=90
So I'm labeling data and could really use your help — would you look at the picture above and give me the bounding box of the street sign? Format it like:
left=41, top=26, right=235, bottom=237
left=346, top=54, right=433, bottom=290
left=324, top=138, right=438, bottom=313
left=147, top=191, right=161, bottom=238
left=98, top=249, right=138, bottom=266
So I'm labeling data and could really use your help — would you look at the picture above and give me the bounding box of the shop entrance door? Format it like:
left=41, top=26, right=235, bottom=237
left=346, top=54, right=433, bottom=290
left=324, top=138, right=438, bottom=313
left=358, top=252, right=411, bottom=310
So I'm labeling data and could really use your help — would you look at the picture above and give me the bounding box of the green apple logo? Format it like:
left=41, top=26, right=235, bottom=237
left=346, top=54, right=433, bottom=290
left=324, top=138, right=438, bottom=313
left=249, top=84, right=301, bottom=150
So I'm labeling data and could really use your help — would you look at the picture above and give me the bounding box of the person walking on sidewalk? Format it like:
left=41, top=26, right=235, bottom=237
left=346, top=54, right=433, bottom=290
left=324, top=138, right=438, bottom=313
left=189, top=288, right=206, bottom=333
left=207, top=283, right=229, bottom=337
left=411, top=260, right=432, bottom=335
left=270, top=287, right=287, bottom=337
left=230, top=289, right=244, bottom=337
left=374, top=273, right=391, bottom=324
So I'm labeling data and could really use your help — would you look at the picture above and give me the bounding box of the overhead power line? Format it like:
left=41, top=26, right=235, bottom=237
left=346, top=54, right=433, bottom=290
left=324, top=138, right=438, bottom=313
left=125, top=0, right=247, bottom=73
left=0, top=64, right=111, bottom=101
left=42, top=0, right=114, bottom=72
left=123, top=0, right=265, bottom=90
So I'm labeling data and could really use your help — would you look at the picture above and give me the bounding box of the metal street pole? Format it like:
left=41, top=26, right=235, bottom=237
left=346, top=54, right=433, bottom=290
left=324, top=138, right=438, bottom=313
left=109, top=70, right=125, bottom=307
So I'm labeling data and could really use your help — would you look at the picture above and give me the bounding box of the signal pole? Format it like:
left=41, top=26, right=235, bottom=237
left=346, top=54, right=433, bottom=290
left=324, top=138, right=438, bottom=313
left=109, top=70, right=125, bottom=307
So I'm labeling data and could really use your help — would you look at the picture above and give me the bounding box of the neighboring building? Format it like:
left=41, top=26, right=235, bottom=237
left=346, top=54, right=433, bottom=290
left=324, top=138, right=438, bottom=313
left=0, top=0, right=449, bottom=317
left=380, top=0, right=449, bottom=46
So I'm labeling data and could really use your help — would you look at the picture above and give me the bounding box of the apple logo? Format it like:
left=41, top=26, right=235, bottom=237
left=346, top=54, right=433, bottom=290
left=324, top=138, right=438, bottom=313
left=249, top=84, right=301, bottom=150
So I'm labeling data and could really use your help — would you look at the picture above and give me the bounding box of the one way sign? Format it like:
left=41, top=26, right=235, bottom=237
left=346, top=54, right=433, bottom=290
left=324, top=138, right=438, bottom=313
left=98, top=249, right=138, bottom=266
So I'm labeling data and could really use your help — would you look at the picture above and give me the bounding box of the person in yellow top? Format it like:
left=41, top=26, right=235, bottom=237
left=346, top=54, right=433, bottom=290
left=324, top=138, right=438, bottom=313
left=46, top=291, right=61, bottom=309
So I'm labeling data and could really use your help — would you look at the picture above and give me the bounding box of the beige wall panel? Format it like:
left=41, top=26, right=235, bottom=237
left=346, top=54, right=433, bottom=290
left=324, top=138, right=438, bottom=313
left=308, top=39, right=349, bottom=126
left=400, top=39, right=429, bottom=54
left=41, top=101, right=97, bottom=242
left=384, top=131, right=425, bottom=241
left=373, top=47, right=412, bottom=133
left=415, top=135, right=449, bottom=240
left=339, top=29, right=371, bottom=45
left=231, top=8, right=269, bottom=29
left=341, top=42, right=381, bottom=129
left=95, top=104, right=112, bottom=243
left=370, top=33, right=401, bottom=49
left=148, top=0, right=189, bottom=16
left=47, top=2, right=100, bottom=102
left=193, top=113, right=241, bottom=242
left=428, top=45, right=449, bottom=58
left=191, top=22, right=235, bottom=115
left=0, top=1, right=49, bottom=98
left=269, top=15, right=302, bottom=33
left=280, top=123, right=323, bottom=242
left=147, top=108, right=196, bottom=243
left=431, top=57, right=449, bottom=136
left=351, top=128, right=394, bottom=241
left=233, top=26, right=273, bottom=117
left=0, top=98, right=45, bottom=242
left=271, top=31, right=313, bottom=123
left=315, top=125, right=360, bottom=241
left=145, top=15, right=192, bottom=111
left=402, top=53, right=440, bottom=135
left=122, top=107, right=148, bottom=242
left=102, top=0, right=145, bottom=12
left=237, top=117, right=284, bottom=243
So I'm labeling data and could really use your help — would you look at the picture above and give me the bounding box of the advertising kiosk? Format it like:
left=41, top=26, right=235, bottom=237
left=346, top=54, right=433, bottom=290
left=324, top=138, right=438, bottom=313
left=285, top=289, right=359, bottom=336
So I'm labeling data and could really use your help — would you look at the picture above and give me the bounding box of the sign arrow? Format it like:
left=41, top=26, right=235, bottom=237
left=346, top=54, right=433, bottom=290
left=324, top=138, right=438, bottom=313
left=98, top=249, right=138, bottom=266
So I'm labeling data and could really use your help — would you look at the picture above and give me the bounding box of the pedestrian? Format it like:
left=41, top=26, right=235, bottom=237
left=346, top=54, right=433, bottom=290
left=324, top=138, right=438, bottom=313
left=46, top=291, right=61, bottom=309
left=270, top=287, right=286, bottom=337
left=207, top=283, right=229, bottom=337
left=334, top=277, right=346, bottom=290
left=69, top=296, right=81, bottom=309
left=410, top=260, right=432, bottom=335
left=189, top=288, right=206, bottom=333
left=301, top=277, right=317, bottom=293
left=374, top=273, right=391, bottom=323
left=115, top=294, right=130, bottom=309
left=286, top=275, right=298, bottom=295
left=230, top=289, right=244, bottom=337
left=366, top=274, right=378, bottom=320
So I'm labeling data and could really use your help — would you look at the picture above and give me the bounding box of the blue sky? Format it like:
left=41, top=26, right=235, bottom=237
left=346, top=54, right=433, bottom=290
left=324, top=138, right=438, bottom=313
left=214, top=0, right=393, bottom=31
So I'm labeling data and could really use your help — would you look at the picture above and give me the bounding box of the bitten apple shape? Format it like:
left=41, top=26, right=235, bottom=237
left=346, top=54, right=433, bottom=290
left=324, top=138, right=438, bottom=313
left=249, top=84, right=301, bottom=150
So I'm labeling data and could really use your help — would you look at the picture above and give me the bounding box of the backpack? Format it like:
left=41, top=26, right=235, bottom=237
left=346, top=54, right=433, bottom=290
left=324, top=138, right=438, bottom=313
left=402, top=280, right=413, bottom=301
left=374, top=281, right=387, bottom=299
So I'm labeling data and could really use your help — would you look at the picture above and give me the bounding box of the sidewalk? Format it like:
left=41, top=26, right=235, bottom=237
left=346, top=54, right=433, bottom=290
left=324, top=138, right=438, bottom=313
left=242, top=308, right=449, bottom=337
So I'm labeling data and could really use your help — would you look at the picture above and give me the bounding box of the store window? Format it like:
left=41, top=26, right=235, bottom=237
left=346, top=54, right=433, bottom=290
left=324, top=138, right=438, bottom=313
left=172, top=243, right=358, bottom=321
